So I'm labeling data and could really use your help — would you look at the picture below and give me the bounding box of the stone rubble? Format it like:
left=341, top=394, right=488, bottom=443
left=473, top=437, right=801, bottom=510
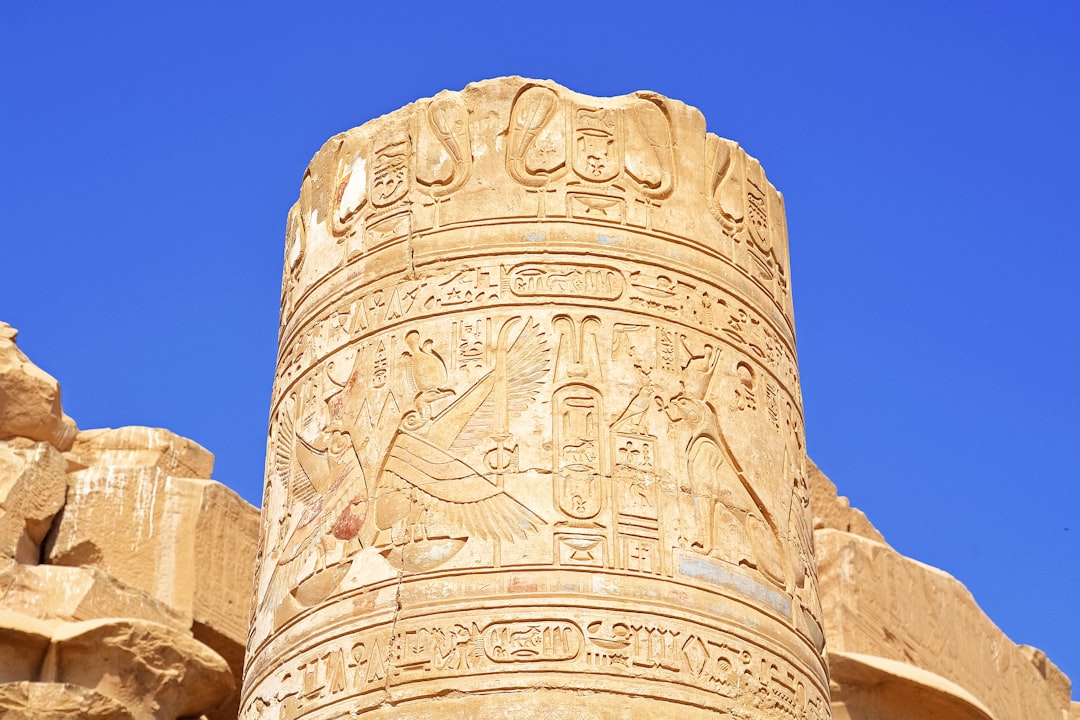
left=0, top=323, right=259, bottom=720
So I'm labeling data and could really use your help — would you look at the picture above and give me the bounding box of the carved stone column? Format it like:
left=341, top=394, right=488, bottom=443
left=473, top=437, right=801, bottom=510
left=242, top=77, right=829, bottom=720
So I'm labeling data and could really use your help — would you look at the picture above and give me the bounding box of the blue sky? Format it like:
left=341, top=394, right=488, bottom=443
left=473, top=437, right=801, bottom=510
left=2, top=1, right=1077, bottom=697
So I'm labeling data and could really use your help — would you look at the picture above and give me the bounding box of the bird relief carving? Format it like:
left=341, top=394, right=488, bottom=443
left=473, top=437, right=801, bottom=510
left=372, top=316, right=548, bottom=571
left=258, top=316, right=551, bottom=620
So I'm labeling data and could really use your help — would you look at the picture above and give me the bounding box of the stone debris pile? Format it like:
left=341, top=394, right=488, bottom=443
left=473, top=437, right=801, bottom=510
left=0, top=322, right=259, bottom=720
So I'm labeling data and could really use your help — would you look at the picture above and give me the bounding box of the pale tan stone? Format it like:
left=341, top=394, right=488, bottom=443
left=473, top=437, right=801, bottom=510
left=829, top=651, right=995, bottom=720
left=0, top=681, right=135, bottom=720
left=41, top=459, right=258, bottom=720
left=806, top=458, right=885, bottom=544
left=0, top=564, right=187, bottom=630
left=0, top=610, right=233, bottom=719
left=44, top=618, right=233, bottom=720
left=0, top=610, right=57, bottom=684
left=192, top=480, right=260, bottom=649
left=191, top=481, right=261, bottom=720
left=0, top=329, right=258, bottom=717
left=71, top=426, right=215, bottom=480
left=45, top=467, right=202, bottom=622
left=244, top=77, right=826, bottom=719
left=0, top=324, right=76, bottom=451
left=816, top=527, right=1068, bottom=720
left=46, top=466, right=259, bottom=636
left=0, top=440, right=68, bottom=565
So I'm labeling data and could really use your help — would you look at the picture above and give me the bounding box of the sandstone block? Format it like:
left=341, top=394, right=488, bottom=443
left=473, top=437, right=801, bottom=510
left=191, top=481, right=260, bottom=720
left=0, top=681, right=135, bottom=720
left=829, top=650, right=995, bottom=720
left=45, top=618, right=234, bottom=720
left=45, top=465, right=258, bottom=632
left=0, top=610, right=57, bottom=684
left=45, top=466, right=203, bottom=623
left=0, top=323, right=76, bottom=450
left=42, top=460, right=258, bottom=720
left=71, top=426, right=215, bottom=479
left=0, top=564, right=187, bottom=630
left=192, top=480, right=260, bottom=645
left=806, top=459, right=885, bottom=544
left=0, top=440, right=68, bottom=565
left=816, top=528, right=1069, bottom=720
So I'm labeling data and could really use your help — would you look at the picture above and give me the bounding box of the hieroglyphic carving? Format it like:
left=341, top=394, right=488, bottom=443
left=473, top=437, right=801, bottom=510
left=506, top=85, right=567, bottom=189
left=248, top=79, right=822, bottom=720
left=571, top=104, right=623, bottom=183
left=506, top=262, right=624, bottom=300
left=627, top=99, right=674, bottom=192
left=414, top=94, right=472, bottom=199
left=281, top=171, right=313, bottom=323
left=707, top=135, right=789, bottom=305
left=450, top=316, right=489, bottom=376
left=505, top=86, right=674, bottom=227
left=483, top=621, right=582, bottom=663
left=261, top=611, right=828, bottom=719
left=273, top=260, right=798, bottom=407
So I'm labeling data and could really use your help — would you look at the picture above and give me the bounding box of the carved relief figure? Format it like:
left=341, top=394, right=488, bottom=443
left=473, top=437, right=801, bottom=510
left=401, top=329, right=454, bottom=420
left=415, top=93, right=472, bottom=198
left=371, top=317, right=549, bottom=571
left=506, top=85, right=567, bottom=189
left=257, top=388, right=371, bottom=619
left=664, top=393, right=781, bottom=583
left=658, top=342, right=785, bottom=585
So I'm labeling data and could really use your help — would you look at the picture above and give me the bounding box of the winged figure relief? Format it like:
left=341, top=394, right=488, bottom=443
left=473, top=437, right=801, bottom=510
left=372, top=317, right=549, bottom=570
left=257, top=399, right=370, bottom=615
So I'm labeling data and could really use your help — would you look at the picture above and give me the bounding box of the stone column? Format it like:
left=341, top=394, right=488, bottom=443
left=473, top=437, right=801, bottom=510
left=242, top=77, right=828, bottom=720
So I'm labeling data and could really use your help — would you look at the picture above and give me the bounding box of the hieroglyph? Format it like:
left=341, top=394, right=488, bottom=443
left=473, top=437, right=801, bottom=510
left=244, top=78, right=827, bottom=720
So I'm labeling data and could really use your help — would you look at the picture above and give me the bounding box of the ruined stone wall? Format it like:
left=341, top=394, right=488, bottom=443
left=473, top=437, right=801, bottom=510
left=0, top=322, right=259, bottom=720
left=809, top=461, right=1080, bottom=720
left=243, top=77, right=827, bottom=720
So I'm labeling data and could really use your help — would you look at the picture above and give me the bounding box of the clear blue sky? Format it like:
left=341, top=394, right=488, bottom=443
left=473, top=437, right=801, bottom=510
left=3, top=1, right=1077, bottom=698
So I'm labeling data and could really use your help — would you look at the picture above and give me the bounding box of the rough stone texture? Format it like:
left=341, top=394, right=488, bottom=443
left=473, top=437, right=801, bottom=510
left=806, top=459, right=885, bottom=545
left=811, top=464, right=1076, bottom=720
left=0, top=440, right=68, bottom=566
left=0, top=681, right=135, bottom=720
left=0, top=323, right=77, bottom=450
left=46, top=467, right=204, bottom=621
left=0, top=323, right=260, bottom=720
left=0, top=564, right=187, bottom=629
left=43, top=463, right=258, bottom=719
left=244, top=77, right=827, bottom=719
left=193, top=481, right=261, bottom=649
left=47, top=618, right=233, bottom=720
left=70, top=426, right=215, bottom=480
left=828, top=651, right=995, bottom=720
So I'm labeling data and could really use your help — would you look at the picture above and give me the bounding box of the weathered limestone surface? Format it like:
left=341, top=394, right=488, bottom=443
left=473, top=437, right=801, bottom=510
left=0, top=564, right=187, bottom=629
left=244, top=77, right=826, bottom=719
left=0, top=439, right=68, bottom=566
left=0, top=681, right=135, bottom=720
left=809, top=465, right=1077, bottom=720
left=70, top=426, right=215, bottom=479
left=806, top=459, right=884, bottom=545
left=0, top=323, right=76, bottom=450
left=0, top=324, right=259, bottom=719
